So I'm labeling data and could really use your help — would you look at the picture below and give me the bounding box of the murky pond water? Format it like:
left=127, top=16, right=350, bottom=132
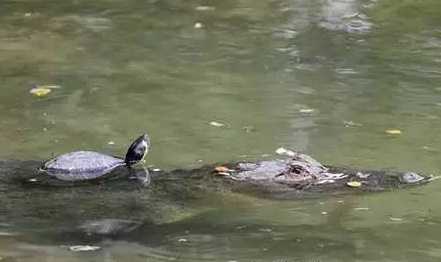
left=1, top=0, right=441, bottom=261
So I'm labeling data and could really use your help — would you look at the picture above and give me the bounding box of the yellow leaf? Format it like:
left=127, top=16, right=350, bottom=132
left=385, top=129, right=402, bottom=135
left=346, top=181, right=362, bottom=188
left=30, top=87, right=51, bottom=97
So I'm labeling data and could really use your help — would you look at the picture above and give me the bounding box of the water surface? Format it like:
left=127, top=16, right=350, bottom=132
left=1, top=0, right=441, bottom=261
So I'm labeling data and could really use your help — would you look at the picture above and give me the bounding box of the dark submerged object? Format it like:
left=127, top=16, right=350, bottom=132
left=39, top=134, right=150, bottom=181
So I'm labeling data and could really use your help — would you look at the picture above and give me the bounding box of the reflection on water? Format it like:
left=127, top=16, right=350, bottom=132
left=319, top=0, right=372, bottom=33
left=1, top=0, right=441, bottom=261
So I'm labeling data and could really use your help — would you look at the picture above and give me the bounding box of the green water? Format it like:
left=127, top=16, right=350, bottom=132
left=1, top=0, right=441, bottom=261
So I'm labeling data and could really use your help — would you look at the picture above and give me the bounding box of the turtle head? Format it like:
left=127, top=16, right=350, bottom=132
left=125, top=133, right=151, bottom=167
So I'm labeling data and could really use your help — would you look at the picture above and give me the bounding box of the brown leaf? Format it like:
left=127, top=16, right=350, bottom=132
left=214, top=166, right=230, bottom=173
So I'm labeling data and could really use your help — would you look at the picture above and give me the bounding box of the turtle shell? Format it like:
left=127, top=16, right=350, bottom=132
left=41, top=151, right=125, bottom=181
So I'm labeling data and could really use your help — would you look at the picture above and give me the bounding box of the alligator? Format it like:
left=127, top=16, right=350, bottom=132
left=2, top=148, right=432, bottom=199
left=0, top=150, right=434, bottom=246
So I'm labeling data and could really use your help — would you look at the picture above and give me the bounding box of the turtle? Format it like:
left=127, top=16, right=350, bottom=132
left=39, top=134, right=151, bottom=181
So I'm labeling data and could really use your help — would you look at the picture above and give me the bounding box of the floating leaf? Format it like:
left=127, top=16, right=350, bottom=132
left=346, top=181, right=362, bottom=188
left=69, top=245, right=101, bottom=252
left=214, top=166, right=230, bottom=173
left=30, top=87, right=51, bottom=97
left=385, top=129, right=402, bottom=135
left=29, top=84, right=60, bottom=97
left=209, top=121, right=225, bottom=127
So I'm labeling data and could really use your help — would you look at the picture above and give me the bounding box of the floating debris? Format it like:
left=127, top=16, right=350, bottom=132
left=30, top=87, right=51, bottom=97
left=385, top=129, right=402, bottom=135
left=299, top=108, right=315, bottom=114
left=107, top=141, right=115, bottom=145
left=195, top=6, right=215, bottom=11
left=275, top=147, right=296, bottom=157
left=346, top=181, right=362, bottom=188
left=29, top=84, right=60, bottom=97
left=152, top=168, right=161, bottom=172
left=194, top=22, right=203, bottom=29
left=24, top=12, right=32, bottom=17
left=69, top=245, right=101, bottom=252
left=214, top=166, right=232, bottom=173
left=321, top=211, right=328, bottom=215
left=389, top=217, right=404, bottom=222
left=209, top=121, right=225, bottom=127
left=178, top=238, right=188, bottom=242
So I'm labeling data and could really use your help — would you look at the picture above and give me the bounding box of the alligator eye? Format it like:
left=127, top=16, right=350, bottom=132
left=291, top=165, right=305, bottom=174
